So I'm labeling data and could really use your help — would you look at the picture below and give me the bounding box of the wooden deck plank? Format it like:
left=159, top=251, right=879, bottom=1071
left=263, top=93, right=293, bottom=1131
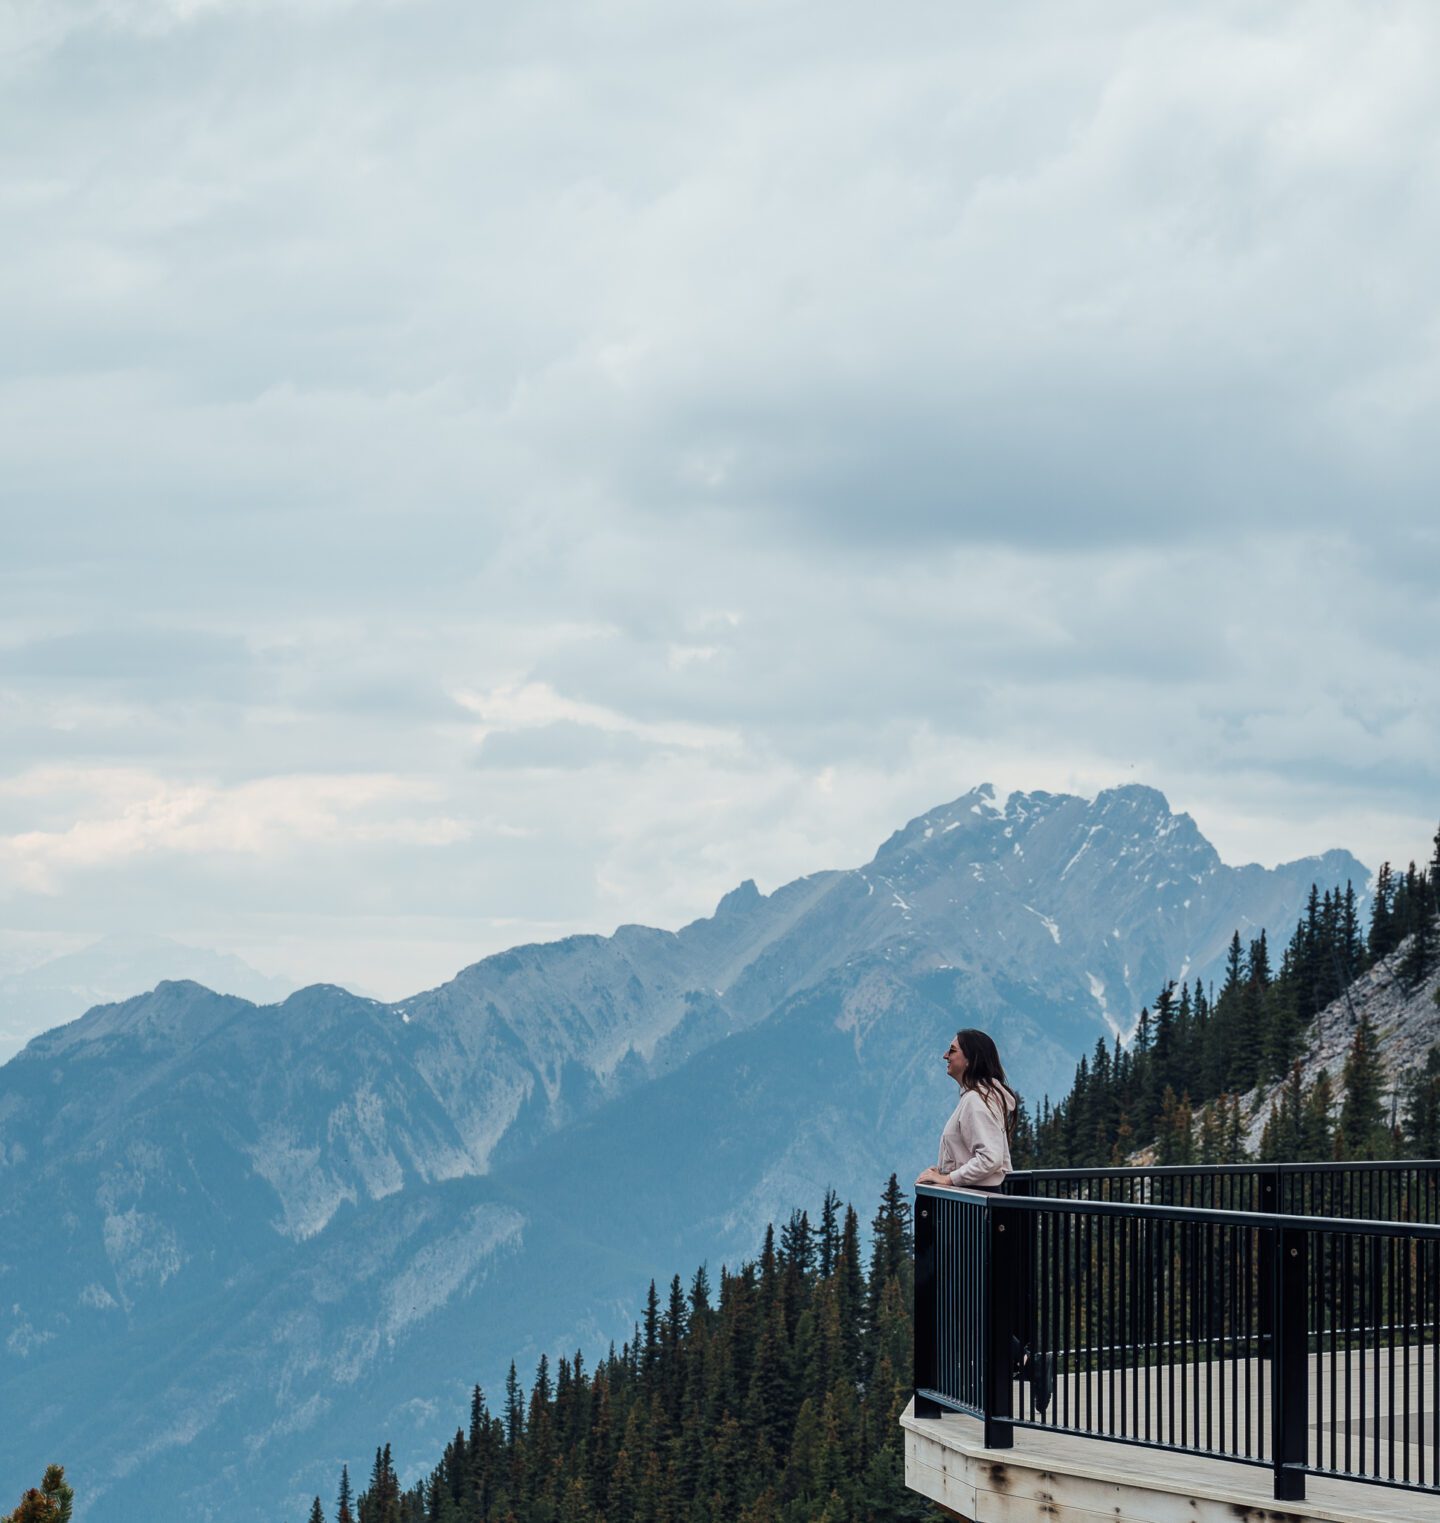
left=902, top=1396, right=1440, bottom=1523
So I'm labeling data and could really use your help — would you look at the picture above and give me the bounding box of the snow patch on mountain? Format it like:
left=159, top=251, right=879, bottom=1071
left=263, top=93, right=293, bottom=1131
left=1026, top=906, right=1061, bottom=944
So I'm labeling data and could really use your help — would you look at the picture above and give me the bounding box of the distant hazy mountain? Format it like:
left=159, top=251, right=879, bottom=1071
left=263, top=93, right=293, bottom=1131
left=0, top=784, right=1366, bottom=1522
left=0, top=933, right=295, bottom=1063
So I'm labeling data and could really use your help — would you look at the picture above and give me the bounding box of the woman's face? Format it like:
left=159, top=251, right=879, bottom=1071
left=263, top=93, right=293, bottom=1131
left=943, top=1036, right=968, bottom=1083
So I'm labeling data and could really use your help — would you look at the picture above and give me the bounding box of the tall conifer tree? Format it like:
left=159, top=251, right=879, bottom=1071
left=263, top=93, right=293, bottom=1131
left=1338, top=1015, right=1390, bottom=1160
left=336, top=1463, right=354, bottom=1523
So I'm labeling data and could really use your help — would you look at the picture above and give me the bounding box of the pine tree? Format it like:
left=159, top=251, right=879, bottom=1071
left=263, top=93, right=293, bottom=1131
left=780, top=1208, right=815, bottom=1280
left=309, top=1498, right=326, bottom=1523
left=465, top=1384, right=494, bottom=1515
left=1221, top=1092, right=1248, bottom=1162
left=358, top=1443, right=401, bottom=1523
left=1302, top=1071, right=1335, bottom=1161
left=866, top=1174, right=912, bottom=1342
left=1402, top=1044, right=1440, bottom=1158
left=1369, top=863, right=1396, bottom=960
left=689, top=1262, right=712, bottom=1320
left=1222, top=931, right=1245, bottom=1001
left=1197, top=1100, right=1224, bottom=1164
left=1259, top=1064, right=1306, bottom=1162
left=527, top=1354, right=556, bottom=1500
left=1152, top=982, right=1178, bottom=1101
left=336, top=1463, right=355, bottom=1523
left=1338, top=1015, right=1390, bottom=1160
left=1233, top=972, right=1265, bottom=1091
left=504, top=1360, right=524, bottom=1452
left=0, top=1465, right=73, bottom=1523
left=1155, top=1087, right=1194, bottom=1165
left=1260, top=926, right=1303, bottom=1082
left=1400, top=907, right=1430, bottom=992
left=1398, top=884, right=1436, bottom=990
left=817, top=1189, right=840, bottom=1277
left=1132, top=1004, right=1152, bottom=1055
left=836, top=1206, right=866, bottom=1384
left=1318, top=890, right=1343, bottom=1011
left=1341, top=882, right=1363, bottom=976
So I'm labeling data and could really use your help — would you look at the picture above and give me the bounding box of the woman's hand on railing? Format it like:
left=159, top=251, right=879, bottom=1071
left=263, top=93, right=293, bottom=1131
left=916, top=1167, right=952, bottom=1188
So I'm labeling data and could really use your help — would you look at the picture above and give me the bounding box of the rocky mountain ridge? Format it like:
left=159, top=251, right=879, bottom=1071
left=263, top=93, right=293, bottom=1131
left=0, top=782, right=1367, bottom=1521
left=0, top=933, right=295, bottom=1064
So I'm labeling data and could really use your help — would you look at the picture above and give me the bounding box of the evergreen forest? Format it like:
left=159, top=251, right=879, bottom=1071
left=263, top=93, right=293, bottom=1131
left=309, top=1181, right=930, bottom=1523
left=1025, top=828, right=1440, bottom=1169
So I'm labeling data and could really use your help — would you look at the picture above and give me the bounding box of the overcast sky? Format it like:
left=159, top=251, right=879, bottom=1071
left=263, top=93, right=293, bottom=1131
left=2, top=0, right=1437, bottom=1005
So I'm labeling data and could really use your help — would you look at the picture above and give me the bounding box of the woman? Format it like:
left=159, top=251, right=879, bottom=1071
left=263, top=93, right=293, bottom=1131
left=915, top=1027, right=1017, bottom=1191
left=916, top=1027, right=1051, bottom=1412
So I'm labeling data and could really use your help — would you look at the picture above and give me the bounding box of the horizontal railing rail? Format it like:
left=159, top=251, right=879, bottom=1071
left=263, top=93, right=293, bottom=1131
left=1006, top=1161, right=1440, bottom=1224
left=914, top=1169, right=1440, bottom=1503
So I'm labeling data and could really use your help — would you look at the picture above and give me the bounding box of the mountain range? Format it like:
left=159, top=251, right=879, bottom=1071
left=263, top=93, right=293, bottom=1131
left=0, top=933, right=296, bottom=1065
left=0, top=783, right=1367, bottom=1521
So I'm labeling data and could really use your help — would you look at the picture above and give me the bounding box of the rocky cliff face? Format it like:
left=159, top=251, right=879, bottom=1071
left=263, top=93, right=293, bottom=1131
left=1240, top=935, right=1440, bottom=1148
left=0, top=783, right=1365, bottom=1522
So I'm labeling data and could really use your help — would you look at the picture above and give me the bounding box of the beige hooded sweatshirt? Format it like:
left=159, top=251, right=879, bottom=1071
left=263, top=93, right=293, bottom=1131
left=937, top=1084, right=1015, bottom=1187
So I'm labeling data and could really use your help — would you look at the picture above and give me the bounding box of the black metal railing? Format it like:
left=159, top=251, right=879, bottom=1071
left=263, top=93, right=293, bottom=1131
left=916, top=1190, right=988, bottom=1418
left=915, top=1161, right=1440, bottom=1502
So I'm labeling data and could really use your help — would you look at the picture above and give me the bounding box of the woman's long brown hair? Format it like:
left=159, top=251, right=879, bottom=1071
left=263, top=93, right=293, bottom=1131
left=955, top=1027, right=1020, bottom=1141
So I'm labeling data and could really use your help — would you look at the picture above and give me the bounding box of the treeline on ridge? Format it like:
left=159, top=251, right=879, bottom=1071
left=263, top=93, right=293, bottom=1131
left=1027, top=827, right=1440, bottom=1169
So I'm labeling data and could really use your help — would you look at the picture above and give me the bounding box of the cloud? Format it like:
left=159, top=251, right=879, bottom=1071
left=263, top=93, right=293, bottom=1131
left=0, top=769, right=469, bottom=894
left=0, top=628, right=258, bottom=699
left=0, top=1, right=1437, bottom=997
left=455, top=680, right=740, bottom=755
left=473, top=721, right=672, bottom=771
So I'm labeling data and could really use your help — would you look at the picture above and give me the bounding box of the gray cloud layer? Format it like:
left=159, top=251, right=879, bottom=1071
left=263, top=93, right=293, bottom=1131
left=1, top=1, right=1437, bottom=1019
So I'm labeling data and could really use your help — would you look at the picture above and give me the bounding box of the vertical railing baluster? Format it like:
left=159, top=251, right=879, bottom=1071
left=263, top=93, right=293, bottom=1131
left=1230, top=1219, right=1239, bottom=1456
left=1424, top=1236, right=1436, bottom=1486
left=985, top=1201, right=1016, bottom=1449
left=1371, top=1234, right=1381, bottom=1478
left=914, top=1191, right=941, bottom=1418
left=1329, top=1229, right=1338, bottom=1474
left=1388, top=1234, right=1397, bottom=1482
left=1272, top=1224, right=1308, bottom=1501
left=1400, top=1230, right=1406, bottom=1480
left=1333, top=1230, right=1345, bottom=1480
left=1106, top=1211, right=1113, bottom=1431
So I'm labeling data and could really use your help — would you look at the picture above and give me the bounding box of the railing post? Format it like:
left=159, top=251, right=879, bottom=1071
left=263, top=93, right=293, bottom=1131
left=984, top=1203, right=1016, bottom=1448
left=1257, top=1167, right=1279, bottom=1356
left=1271, top=1225, right=1308, bottom=1502
left=913, top=1192, right=942, bottom=1418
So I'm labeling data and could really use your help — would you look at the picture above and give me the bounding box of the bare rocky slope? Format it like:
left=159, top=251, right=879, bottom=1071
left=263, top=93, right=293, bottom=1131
left=1240, top=933, right=1440, bottom=1149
